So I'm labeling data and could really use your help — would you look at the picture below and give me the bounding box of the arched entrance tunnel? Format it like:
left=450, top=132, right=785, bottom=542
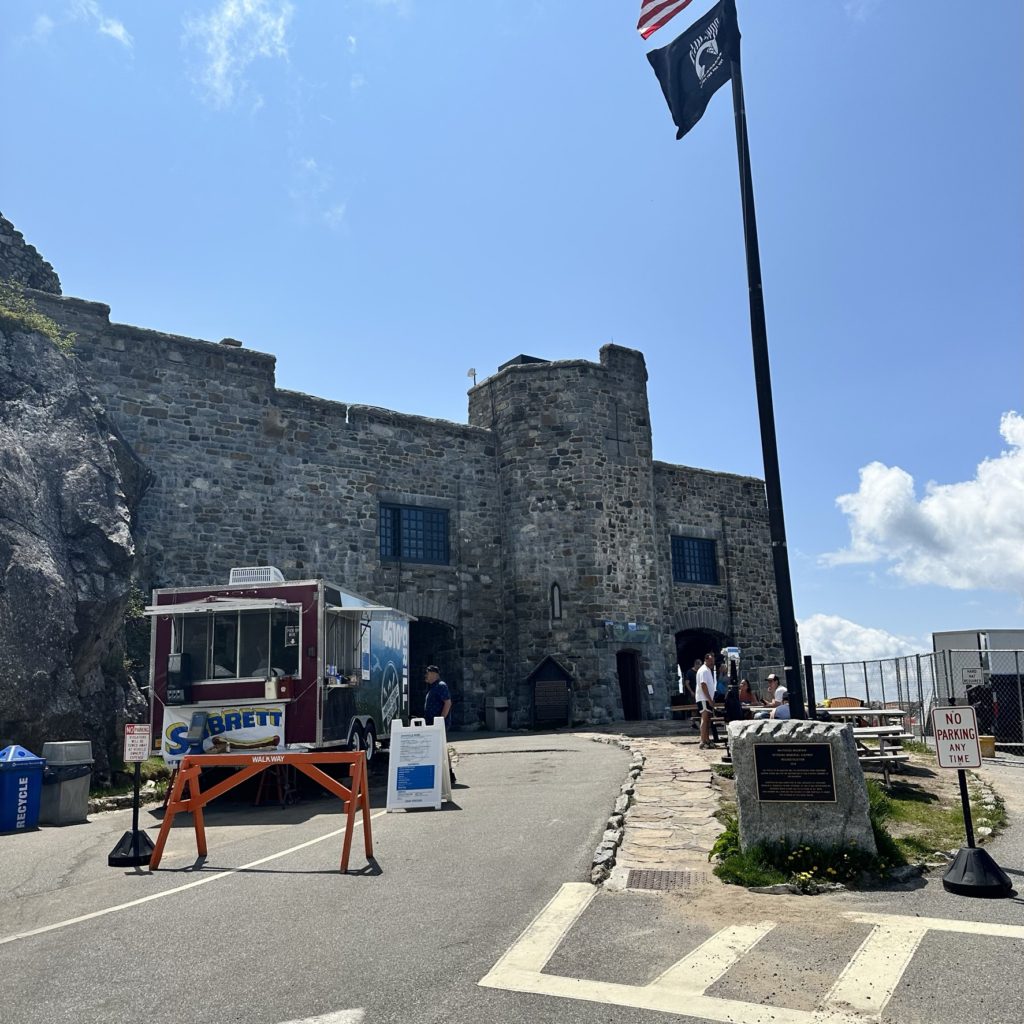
left=675, top=628, right=730, bottom=686
left=409, top=618, right=463, bottom=727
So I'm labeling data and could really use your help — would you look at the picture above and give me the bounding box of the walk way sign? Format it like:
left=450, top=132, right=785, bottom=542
left=480, top=883, right=1024, bottom=1023
left=931, top=705, right=981, bottom=768
left=386, top=718, right=452, bottom=811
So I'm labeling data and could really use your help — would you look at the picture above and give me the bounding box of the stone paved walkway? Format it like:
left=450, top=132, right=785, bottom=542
left=583, top=724, right=729, bottom=891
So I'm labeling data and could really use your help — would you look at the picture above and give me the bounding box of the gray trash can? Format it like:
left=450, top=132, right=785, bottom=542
left=485, top=696, right=509, bottom=732
left=40, top=741, right=93, bottom=825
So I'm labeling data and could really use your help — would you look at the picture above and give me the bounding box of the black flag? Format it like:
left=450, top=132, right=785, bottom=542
left=647, top=0, right=740, bottom=140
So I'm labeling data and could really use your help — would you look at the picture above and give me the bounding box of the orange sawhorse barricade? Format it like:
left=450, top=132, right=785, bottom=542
left=150, top=751, right=373, bottom=872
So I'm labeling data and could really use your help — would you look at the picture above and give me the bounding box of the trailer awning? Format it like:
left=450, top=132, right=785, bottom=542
left=325, top=604, right=413, bottom=617
left=143, top=597, right=298, bottom=617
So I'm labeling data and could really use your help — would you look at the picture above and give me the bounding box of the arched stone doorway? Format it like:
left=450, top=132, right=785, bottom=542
left=675, top=628, right=730, bottom=682
left=409, top=617, right=461, bottom=727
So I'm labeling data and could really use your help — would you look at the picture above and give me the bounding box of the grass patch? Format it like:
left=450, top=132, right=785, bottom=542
left=884, top=774, right=1006, bottom=861
left=90, top=757, right=170, bottom=799
left=0, top=280, right=76, bottom=352
left=708, top=768, right=1007, bottom=890
left=709, top=779, right=907, bottom=891
left=711, top=762, right=734, bottom=779
left=900, top=739, right=933, bottom=756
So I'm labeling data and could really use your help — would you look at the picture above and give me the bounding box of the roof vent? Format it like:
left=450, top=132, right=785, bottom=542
left=229, top=566, right=285, bottom=585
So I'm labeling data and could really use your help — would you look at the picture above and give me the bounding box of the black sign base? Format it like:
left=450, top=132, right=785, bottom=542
left=108, top=829, right=155, bottom=868
left=942, top=846, right=1013, bottom=898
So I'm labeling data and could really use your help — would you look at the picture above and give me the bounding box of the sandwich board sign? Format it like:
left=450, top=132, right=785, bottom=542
left=931, top=705, right=982, bottom=769
left=386, top=718, right=452, bottom=810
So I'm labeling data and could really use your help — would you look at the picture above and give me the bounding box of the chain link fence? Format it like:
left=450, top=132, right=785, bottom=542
left=805, top=650, right=1024, bottom=751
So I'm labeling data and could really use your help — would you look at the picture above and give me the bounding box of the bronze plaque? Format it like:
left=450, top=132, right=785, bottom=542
left=754, top=743, right=836, bottom=803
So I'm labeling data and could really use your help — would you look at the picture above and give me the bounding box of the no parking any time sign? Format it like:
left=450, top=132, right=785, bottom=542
left=931, top=706, right=981, bottom=769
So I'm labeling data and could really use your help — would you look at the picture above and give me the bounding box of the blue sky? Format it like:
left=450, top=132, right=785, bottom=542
left=2, top=1, right=1021, bottom=663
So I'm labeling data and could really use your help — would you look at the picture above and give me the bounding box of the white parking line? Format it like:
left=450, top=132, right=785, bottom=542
left=822, top=922, right=929, bottom=1015
left=480, top=882, right=1024, bottom=1023
left=0, top=811, right=386, bottom=947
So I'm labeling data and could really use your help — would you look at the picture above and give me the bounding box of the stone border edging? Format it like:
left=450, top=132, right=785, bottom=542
left=587, top=735, right=645, bottom=884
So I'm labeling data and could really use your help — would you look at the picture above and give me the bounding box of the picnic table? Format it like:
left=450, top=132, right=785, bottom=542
left=842, top=719, right=912, bottom=786
left=824, top=707, right=907, bottom=723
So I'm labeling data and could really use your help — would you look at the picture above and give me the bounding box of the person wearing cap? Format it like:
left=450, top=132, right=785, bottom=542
left=754, top=674, right=787, bottom=719
left=423, top=665, right=452, bottom=730
left=423, top=665, right=456, bottom=785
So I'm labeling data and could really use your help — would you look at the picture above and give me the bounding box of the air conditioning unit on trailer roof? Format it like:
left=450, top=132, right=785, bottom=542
left=228, top=566, right=285, bottom=585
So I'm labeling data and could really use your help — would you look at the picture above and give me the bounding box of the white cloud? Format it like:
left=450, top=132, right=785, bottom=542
left=821, top=412, right=1024, bottom=594
left=289, top=156, right=346, bottom=230
left=350, top=72, right=366, bottom=93
left=184, top=0, right=294, bottom=109
left=347, top=34, right=357, bottom=54
left=73, top=1, right=133, bottom=49
left=323, top=203, right=347, bottom=229
left=33, top=14, right=55, bottom=40
left=844, top=0, right=883, bottom=20
left=799, top=613, right=922, bottom=664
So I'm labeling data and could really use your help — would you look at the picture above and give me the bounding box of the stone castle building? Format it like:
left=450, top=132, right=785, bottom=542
left=1, top=213, right=783, bottom=728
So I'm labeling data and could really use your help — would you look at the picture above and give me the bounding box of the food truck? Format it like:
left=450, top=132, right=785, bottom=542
left=144, top=567, right=413, bottom=764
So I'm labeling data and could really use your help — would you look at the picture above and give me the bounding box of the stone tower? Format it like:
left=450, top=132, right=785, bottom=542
left=468, top=345, right=668, bottom=724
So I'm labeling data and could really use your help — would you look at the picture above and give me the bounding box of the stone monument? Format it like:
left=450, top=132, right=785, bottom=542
left=728, top=719, right=877, bottom=856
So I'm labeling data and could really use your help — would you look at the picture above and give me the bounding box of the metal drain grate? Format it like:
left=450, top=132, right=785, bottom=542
left=626, top=869, right=709, bottom=891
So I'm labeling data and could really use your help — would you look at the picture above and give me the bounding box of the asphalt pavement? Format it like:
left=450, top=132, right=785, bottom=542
left=3, top=731, right=1023, bottom=1024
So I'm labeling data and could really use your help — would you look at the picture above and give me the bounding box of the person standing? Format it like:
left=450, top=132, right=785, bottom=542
left=423, top=664, right=456, bottom=785
left=695, top=652, right=719, bottom=749
left=423, top=665, right=452, bottom=730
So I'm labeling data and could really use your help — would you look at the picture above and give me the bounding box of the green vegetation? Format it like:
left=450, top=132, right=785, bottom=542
left=710, top=762, right=734, bottom=779
left=899, top=739, right=933, bottom=756
left=708, top=769, right=1007, bottom=891
left=90, top=757, right=170, bottom=799
left=709, top=779, right=906, bottom=891
left=123, top=581, right=150, bottom=676
left=0, top=279, right=76, bottom=352
left=882, top=775, right=1007, bottom=862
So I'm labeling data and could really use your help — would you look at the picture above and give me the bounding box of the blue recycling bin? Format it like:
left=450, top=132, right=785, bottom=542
left=0, top=745, right=46, bottom=832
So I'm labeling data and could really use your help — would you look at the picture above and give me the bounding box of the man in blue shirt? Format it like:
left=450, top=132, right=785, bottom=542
left=423, top=665, right=452, bottom=729
left=423, top=665, right=455, bottom=785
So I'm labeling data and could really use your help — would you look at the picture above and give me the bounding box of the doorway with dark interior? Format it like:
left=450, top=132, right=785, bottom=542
left=616, top=649, right=643, bottom=721
left=409, top=618, right=461, bottom=727
left=675, top=629, right=729, bottom=693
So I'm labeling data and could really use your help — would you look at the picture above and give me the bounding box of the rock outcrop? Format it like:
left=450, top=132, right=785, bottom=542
left=0, top=320, right=150, bottom=777
left=0, top=213, right=61, bottom=294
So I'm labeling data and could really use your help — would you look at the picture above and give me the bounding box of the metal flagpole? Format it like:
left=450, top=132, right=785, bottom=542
left=726, top=5, right=805, bottom=720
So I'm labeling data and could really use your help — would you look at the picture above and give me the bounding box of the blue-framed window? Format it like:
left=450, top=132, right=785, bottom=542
left=380, top=504, right=450, bottom=565
left=671, top=536, right=718, bottom=585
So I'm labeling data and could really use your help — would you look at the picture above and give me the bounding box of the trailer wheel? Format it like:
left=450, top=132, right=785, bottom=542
left=347, top=724, right=365, bottom=756
left=363, top=722, right=377, bottom=765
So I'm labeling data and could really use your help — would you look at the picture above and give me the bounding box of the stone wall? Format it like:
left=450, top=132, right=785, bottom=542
left=654, top=463, right=784, bottom=673
left=14, top=262, right=784, bottom=727
left=468, top=347, right=669, bottom=724
left=0, top=213, right=61, bottom=294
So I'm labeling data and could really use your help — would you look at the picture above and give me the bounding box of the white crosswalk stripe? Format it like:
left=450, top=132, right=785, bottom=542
left=480, top=883, right=1024, bottom=1023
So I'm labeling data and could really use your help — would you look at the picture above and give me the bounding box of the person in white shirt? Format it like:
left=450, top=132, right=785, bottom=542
left=754, top=674, right=787, bottom=719
left=695, top=652, right=719, bottom=748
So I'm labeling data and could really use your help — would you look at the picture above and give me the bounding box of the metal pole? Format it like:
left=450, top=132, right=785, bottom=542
left=863, top=661, right=870, bottom=706
left=958, top=769, right=975, bottom=848
left=916, top=653, right=925, bottom=741
left=1016, top=650, right=1023, bottom=749
left=132, top=761, right=141, bottom=860
left=727, top=33, right=804, bottom=722
left=803, top=655, right=818, bottom=719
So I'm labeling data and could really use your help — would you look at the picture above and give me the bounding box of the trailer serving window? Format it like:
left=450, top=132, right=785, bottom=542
left=326, top=608, right=364, bottom=681
left=168, top=603, right=301, bottom=681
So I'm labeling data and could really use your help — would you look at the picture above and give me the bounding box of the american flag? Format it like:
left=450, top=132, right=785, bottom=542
left=637, top=0, right=695, bottom=40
